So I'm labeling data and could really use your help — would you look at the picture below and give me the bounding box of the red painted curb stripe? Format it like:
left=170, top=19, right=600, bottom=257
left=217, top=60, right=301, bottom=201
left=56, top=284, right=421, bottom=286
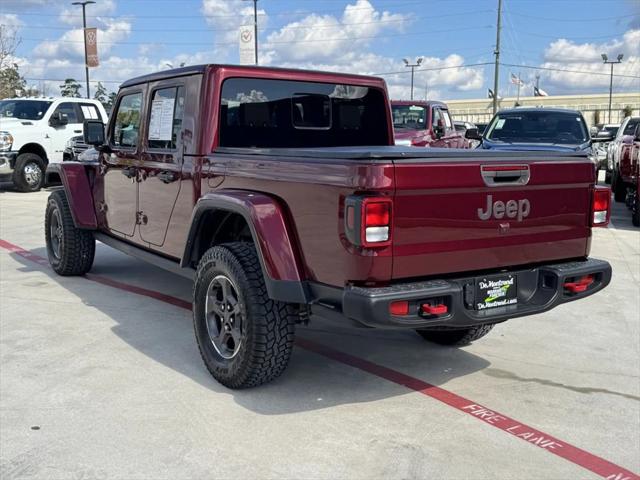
left=1, top=238, right=638, bottom=480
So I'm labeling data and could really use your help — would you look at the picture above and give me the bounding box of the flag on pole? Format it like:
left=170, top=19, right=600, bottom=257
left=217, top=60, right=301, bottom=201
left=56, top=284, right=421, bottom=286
left=84, top=27, right=99, bottom=67
left=510, top=73, right=524, bottom=86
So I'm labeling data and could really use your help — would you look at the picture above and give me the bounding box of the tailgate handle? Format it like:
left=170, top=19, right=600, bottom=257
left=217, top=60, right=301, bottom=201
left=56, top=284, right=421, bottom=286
left=481, top=165, right=530, bottom=187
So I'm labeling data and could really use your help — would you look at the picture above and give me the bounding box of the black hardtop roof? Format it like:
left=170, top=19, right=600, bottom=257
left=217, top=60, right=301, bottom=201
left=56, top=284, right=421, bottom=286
left=119, top=64, right=385, bottom=88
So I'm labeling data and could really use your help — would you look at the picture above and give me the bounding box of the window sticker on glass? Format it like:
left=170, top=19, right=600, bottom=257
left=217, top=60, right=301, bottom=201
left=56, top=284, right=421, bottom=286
left=495, top=118, right=506, bottom=129
left=81, top=105, right=99, bottom=120
left=409, top=105, right=422, bottom=111
left=148, top=97, right=175, bottom=141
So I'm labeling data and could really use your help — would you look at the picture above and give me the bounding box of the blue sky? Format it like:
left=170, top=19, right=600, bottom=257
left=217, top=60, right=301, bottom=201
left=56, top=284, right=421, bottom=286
left=2, top=0, right=639, bottom=100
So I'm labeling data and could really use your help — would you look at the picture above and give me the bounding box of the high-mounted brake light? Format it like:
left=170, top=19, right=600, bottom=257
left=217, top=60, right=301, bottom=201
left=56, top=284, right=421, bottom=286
left=592, top=186, right=611, bottom=227
left=344, top=196, right=392, bottom=247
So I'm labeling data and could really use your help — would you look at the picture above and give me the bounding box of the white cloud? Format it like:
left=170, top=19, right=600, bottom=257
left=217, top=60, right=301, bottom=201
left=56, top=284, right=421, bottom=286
left=201, top=0, right=268, bottom=45
left=263, top=0, right=408, bottom=63
left=540, top=29, right=640, bottom=91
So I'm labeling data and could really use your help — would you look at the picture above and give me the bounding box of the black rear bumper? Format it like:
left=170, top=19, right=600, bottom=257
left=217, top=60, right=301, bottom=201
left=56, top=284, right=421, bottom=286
left=336, top=257, right=611, bottom=329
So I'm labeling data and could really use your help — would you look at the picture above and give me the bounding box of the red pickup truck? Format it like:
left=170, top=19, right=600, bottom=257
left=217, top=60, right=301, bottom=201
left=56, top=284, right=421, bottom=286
left=610, top=116, right=640, bottom=202
left=45, top=65, right=612, bottom=389
left=391, top=100, right=467, bottom=148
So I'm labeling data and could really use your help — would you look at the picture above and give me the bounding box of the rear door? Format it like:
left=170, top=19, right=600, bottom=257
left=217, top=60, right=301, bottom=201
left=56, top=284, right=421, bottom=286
left=137, top=83, right=185, bottom=247
left=101, top=89, right=145, bottom=237
left=391, top=154, right=595, bottom=279
left=46, top=102, right=84, bottom=162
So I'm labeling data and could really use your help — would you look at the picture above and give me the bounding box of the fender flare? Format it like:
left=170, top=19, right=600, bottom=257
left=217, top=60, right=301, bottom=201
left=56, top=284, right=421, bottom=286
left=45, top=163, right=97, bottom=230
left=182, top=190, right=309, bottom=304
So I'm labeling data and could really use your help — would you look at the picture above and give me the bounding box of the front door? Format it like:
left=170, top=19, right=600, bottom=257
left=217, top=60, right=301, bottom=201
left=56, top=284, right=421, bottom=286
left=101, top=90, right=145, bottom=237
left=47, top=102, right=84, bottom=162
left=138, top=84, right=185, bottom=247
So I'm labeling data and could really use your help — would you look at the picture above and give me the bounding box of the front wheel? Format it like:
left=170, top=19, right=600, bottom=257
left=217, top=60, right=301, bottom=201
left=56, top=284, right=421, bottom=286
left=193, top=242, right=297, bottom=389
left=416, top=324, right=495, bottom=346
left=13, top=153, right=45, bottom=192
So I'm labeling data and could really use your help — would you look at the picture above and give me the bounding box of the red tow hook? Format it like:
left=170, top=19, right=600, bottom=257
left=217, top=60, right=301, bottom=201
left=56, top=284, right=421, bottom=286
left=422, top=304, right=448, bottom=315
left=564, top=275, right=594, bottom=293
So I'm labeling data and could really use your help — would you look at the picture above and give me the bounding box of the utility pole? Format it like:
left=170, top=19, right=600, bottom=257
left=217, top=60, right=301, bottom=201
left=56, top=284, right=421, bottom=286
left=492, top=0, right=502, bottom=114
left=72, top=1, right=95, bottom=98
left=602, top=53, right=623, bottom=123
left=243, top=0, right=259, bottom=65
left=403, top=57, right=423, bottom=101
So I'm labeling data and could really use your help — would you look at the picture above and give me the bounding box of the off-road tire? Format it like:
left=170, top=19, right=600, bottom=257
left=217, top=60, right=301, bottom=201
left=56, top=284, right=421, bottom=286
left=613, top=171, right=626, bottom=203
left=45, top=189, right=95, bottom=275
left=604, top=170, right=612, bottom=185
left=416, top=324, right=495, bottom=346
left=633, top=197, right=640, bottom=227
left=13, top=153, right=45, bottom=192
left=193, top=242, right=297, bottom=389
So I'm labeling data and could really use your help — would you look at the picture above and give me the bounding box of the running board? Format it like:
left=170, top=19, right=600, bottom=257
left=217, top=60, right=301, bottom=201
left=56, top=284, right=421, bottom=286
left=94, top=232, right=195, bottom=280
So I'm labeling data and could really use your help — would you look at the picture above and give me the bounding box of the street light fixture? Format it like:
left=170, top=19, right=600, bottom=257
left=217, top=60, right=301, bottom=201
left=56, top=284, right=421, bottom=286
left=403, top=57, right=423, bottom=101
left=71, top=1, right=95, bottom=99
left=602, top=52, right=624, bottom=123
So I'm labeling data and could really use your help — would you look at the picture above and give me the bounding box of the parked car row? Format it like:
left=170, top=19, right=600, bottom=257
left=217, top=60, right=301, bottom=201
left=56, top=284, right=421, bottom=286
left=0, top=97, right=108, bottom=191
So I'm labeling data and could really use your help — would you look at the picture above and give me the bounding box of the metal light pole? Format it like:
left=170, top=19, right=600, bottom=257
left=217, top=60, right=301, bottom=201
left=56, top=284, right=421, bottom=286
left=403, top=57, right=423, bottom=101
left=602, top=53, right=624, bottom=123
left=243, top=0, right=259, bottom=65
left=492, top=0, right=503, bottom=114
left=72, top=1, right=95, bottom=98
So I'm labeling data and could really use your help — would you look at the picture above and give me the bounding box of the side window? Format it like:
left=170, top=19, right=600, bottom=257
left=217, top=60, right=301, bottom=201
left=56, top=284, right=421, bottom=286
left=442, top=109, right=453, bottom=130
left=432, top=108, right=443, bottom=129
left=112, top=92, right=143, bottom=148
left=79, top=103, right=100, bottom=121
left=53, top=102, right=79, bottom=123
left=147, top=86, right=185, bottom=150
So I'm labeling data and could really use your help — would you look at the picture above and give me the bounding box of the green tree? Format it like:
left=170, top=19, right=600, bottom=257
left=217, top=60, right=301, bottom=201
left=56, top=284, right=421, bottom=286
left=60, top=78, right=81, bottom=97
left=93, top=81, right=108, bottom=104
left=0, top=63, right=26, bottom=98
left=622, top=105, right=633, bottom=119
left=105, top=91, right=117, bottom=111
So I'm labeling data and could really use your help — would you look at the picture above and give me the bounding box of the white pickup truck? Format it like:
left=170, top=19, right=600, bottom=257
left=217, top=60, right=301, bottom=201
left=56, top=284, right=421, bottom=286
left=0, top=97, right=108, bottom=191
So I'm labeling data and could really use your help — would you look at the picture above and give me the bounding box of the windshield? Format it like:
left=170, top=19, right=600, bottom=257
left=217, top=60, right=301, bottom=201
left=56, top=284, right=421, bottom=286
left=392, top=105, right=426, bottom=129
left=623, top=119, right=639, bottom=135
left=0, top=100, right=52, bottom=121
left=486, top=111, right=589, bottom=144
left=603, top=126, right=618, bottom=135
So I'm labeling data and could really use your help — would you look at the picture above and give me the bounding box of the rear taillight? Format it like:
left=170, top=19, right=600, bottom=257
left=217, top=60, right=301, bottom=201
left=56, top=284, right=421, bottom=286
left=592, top=186, right=611, bottom=227
left=345, top=196, right=392, bottom=247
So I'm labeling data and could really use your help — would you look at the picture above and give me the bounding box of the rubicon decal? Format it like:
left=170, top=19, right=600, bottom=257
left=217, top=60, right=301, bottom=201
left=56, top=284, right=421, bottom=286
left=478, top=195, right=531, bottom=221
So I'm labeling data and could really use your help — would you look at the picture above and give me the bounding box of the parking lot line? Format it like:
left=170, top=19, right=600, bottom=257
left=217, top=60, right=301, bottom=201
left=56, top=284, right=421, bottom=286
left=1, top=237, right=638, bottom=480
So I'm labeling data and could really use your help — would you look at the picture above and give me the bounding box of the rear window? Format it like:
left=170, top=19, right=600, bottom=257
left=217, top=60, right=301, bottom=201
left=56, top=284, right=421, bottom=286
left=219, top=78, right=389, bottom=148
left=486, top=110, right=588, bottom=144
left=623, top=119, right=639, bottom=136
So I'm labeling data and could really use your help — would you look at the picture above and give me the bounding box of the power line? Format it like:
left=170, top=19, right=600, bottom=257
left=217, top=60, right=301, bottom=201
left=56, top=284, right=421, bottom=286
left=1, top=11, right=493, bottom=33
left=505, top=11, right=633, bottom=22
left=500, top=62, right=640, bottom=79
left=18, top=25, right=493, bottom=47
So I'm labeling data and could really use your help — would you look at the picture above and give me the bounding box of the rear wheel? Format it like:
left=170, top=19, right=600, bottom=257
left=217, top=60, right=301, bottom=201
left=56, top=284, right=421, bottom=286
left=633, top=194, right=640, bottom=227
left=13, top=153, right=45, bottom=192
left=613, top=171, right=626, bottom=203
left=193, top=242, right=297, bottom=389
left=45, top=189, right=95, bottom=275
left=604, top=170, right=612, bottom=185
left=416, top=324, right=494, bottom=346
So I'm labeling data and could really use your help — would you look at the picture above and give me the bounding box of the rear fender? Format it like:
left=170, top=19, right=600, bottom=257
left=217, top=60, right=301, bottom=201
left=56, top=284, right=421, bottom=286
left=45, top=163, right=97, bottom=229
left=182, top=190, right=308, bottom=303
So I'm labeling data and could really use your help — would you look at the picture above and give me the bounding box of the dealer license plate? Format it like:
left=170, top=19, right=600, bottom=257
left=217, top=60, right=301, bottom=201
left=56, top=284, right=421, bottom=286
left=475, top=274, right=517, bottom=310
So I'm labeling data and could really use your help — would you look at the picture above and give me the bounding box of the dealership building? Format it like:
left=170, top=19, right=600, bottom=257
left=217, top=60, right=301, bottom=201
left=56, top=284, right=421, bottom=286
left=446, top=92, right=640, bottom=126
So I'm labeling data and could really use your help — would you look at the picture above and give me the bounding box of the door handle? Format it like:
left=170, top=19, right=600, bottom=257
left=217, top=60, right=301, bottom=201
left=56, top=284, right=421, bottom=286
left=157, top=170, right=177, bottom=184
left=74, top=130, right=82, bottom=133
left=122, top=167, right=137, bottom=179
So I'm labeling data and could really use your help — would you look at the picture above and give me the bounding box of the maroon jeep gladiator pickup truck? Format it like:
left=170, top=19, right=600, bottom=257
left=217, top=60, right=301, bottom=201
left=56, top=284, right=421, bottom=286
left=45, top=65, right=612, bottom=389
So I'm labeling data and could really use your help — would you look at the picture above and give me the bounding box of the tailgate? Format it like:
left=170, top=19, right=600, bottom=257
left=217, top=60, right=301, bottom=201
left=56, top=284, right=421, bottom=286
left=392, top=155, right=595, bottom=279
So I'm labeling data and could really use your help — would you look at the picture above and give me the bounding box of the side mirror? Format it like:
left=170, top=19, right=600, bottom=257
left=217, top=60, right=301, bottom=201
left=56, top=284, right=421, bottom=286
left=465, top=127, right=482, bottom=141
left=49, top=112, right=68, bottom=127
left=589, top=126, right=599, bottom=138
left=83, top=120, right=105, bottom=146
